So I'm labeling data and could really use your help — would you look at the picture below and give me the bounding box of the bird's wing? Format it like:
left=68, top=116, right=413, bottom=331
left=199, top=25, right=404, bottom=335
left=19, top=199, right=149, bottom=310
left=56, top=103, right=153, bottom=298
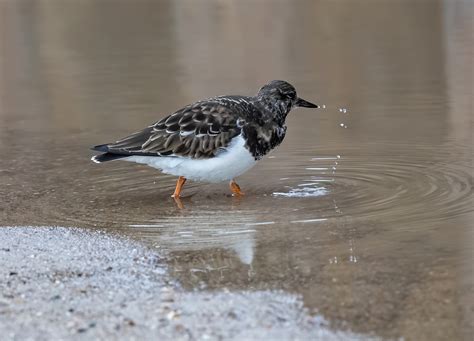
left=102, top=101, right=243, bottom=159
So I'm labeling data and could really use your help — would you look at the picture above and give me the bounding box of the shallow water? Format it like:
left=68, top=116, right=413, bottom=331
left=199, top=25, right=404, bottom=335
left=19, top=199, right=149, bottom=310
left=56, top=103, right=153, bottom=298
left=0, top=0, right=473, bottom=339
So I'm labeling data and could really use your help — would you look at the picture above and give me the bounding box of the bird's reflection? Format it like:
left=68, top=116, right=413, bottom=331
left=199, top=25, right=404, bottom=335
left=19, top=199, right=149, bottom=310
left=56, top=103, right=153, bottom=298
left=143, top=206, right=258, bottom=266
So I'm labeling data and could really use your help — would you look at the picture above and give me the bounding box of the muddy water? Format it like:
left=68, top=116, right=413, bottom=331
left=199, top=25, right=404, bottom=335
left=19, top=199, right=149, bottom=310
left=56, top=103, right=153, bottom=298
left=0, top=0, right=472, bottom=340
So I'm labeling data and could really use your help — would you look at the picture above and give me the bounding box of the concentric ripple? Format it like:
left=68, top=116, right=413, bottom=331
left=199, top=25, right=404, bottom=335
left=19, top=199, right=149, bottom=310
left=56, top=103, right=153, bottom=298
left=269, top=142, right=473, bottom=225
left=35, top=141, right=472, bottom=246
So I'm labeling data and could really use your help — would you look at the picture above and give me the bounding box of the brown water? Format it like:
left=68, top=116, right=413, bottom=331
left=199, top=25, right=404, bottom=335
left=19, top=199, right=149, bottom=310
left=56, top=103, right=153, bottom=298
left=1, top=0, right=473, bottom=339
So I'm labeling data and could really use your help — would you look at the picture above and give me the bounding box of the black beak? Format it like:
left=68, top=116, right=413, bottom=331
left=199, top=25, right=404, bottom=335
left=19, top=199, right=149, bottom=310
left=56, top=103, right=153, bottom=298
left=295, top=97, right=319, bottom=108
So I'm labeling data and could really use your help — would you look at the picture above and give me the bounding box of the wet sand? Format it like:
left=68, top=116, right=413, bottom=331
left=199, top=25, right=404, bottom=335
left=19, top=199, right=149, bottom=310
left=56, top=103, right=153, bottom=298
left=0, top=226, right=374, bottom=340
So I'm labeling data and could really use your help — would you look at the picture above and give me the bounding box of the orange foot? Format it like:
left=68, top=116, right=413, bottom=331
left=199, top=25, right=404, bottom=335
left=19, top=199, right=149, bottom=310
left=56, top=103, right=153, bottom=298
left=172, top=176, right=186, bottom=198
left=229, top=179, right=244, bottom=196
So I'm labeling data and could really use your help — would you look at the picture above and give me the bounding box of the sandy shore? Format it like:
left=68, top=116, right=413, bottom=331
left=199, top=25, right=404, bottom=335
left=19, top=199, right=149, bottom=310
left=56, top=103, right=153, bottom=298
left=0, top=226, right=374, bottom=340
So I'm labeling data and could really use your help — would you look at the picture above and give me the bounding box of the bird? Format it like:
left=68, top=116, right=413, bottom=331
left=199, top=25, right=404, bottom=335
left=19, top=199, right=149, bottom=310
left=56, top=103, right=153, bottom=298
left=91, top=80, right=319, bottom=198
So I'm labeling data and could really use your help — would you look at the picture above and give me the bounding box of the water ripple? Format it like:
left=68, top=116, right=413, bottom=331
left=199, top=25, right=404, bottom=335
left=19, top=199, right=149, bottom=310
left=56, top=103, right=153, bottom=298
left=45, top=142, right=472, bottom=241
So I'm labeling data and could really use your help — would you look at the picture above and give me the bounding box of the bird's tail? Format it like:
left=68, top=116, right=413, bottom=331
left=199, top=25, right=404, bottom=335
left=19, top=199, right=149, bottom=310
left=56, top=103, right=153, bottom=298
left=91, top=152, right=128, bottom=163
left=91, top=144, right=110, bottom=152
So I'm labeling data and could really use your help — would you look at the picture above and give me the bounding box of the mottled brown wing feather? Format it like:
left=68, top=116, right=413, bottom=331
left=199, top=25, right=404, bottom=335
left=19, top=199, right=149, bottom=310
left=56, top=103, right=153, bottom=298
left=106, top=102, right=242, bottom=159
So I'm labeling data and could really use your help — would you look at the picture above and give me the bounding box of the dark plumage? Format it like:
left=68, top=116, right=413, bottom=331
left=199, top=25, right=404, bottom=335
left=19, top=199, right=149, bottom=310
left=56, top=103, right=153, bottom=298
left=92, top=80, right=318, bottom=161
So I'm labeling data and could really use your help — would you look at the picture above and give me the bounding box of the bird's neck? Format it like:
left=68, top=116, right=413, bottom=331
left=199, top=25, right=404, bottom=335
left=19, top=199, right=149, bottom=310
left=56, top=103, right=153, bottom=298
left=254, top=97, right=290, bottom=126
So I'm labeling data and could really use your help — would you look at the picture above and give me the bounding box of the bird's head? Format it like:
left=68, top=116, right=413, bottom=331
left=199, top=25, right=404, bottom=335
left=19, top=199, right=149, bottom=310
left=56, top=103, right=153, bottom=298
left=256, top=80, right=318, bottom=121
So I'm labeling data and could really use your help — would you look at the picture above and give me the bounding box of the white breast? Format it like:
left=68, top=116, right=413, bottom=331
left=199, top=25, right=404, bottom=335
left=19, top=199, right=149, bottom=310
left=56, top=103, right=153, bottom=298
left=125, top=135, right=257, bottom=183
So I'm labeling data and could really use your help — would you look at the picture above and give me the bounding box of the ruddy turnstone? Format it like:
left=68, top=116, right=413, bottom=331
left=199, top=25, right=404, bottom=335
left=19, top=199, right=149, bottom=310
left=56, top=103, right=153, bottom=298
left=91, top=80, right=318, bottom=198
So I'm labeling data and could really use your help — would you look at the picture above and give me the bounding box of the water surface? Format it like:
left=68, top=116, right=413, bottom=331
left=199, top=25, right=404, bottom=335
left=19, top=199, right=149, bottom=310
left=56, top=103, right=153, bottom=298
left=0, top=0, right=472, bottom=339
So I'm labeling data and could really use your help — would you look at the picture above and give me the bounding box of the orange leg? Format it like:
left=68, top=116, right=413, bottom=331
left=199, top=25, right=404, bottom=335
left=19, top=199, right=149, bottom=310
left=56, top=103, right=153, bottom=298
left=229, top=179, right=244, bottom=196
left=172, top=176, right=187, bottom=198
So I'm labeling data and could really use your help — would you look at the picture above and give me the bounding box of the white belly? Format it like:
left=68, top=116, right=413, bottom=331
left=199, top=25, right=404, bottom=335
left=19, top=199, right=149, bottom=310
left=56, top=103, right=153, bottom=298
left=125, top=135, right=257, bottom=183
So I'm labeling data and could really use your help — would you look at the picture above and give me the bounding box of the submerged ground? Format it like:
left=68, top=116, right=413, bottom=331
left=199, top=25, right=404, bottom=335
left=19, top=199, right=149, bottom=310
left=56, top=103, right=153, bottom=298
left=0, top=0, right=473, bottom=340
